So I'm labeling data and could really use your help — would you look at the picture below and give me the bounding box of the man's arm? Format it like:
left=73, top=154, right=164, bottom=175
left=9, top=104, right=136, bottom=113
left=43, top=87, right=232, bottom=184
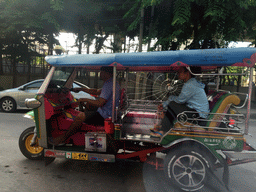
left=162, top=83, right=193, bottom=108
left=78, top=97, right=106, bottom=107
left=73, top=87, right=101, bottom=96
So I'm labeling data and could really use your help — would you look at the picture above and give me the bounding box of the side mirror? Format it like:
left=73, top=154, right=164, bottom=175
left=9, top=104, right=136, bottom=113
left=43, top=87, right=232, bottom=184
left=19, top=86, right=25, bottom=91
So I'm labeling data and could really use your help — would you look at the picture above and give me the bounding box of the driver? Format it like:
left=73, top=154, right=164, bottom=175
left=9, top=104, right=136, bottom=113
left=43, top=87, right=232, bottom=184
left=49, top=66, right=121, bottom=145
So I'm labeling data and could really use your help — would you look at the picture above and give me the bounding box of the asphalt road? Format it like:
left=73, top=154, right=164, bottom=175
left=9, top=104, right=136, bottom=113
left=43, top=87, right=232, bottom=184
left=1, top=109, right=256, bottom=192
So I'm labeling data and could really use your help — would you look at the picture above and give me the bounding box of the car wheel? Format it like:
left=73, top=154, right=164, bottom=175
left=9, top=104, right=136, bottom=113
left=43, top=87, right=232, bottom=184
left=0, top=97, right=17, bottom=112
left=164, top=146, right=212, bottom=191
left=19, top=126, right=44, bottom=160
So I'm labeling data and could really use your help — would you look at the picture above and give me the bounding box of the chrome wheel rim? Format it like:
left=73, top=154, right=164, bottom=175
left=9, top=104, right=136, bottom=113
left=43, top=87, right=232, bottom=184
left=170, top=154, right=206, bottom=188
left=2, top=99, right=13, bottom=111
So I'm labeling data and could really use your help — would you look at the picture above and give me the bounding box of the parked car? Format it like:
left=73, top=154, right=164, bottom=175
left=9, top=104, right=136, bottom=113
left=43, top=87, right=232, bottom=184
left=0, top=79, right=94, bottom=112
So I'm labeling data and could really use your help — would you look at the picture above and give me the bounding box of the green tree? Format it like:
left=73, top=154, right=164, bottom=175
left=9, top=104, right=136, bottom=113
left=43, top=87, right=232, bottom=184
left=125, top=0, right=256, bottom=50
left=242, top=1, right=256, bottom=47
left=59, top=0, right=134, bottom=54
left=0, top=0, right=61, bottom=85
left=58, top=0, right=98, bottom=54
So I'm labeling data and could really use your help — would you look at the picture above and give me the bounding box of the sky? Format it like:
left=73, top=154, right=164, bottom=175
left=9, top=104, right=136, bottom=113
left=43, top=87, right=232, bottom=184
left=55, top=32, right=253, bottom=55
left=55, top=33, right=80, bottom=54
left=228, top=41, right=252, bottom=48
left=55, top=32, right=153, bottom=54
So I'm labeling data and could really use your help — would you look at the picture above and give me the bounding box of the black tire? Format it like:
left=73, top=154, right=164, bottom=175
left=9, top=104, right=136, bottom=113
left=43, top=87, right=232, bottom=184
left=0, top=97, right=17, bottom=112
left=164, top=146, right=212, bottom=191
left=19, top=126, right=44, bottom=160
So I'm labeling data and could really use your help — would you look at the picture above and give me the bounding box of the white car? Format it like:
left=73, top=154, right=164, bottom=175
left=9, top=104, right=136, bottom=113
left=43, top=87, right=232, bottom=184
left=0, top=79, right=94, bottom=112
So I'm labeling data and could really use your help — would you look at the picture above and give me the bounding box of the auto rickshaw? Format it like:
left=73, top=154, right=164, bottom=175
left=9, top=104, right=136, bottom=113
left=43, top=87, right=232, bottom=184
left=19, top=47, right=256, bottom=191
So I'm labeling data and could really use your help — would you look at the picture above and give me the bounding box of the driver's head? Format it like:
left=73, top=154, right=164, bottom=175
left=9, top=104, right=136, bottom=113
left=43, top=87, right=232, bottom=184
left=178, top=67, right=190, bottom=81
left=178, top=66, right=201, bottom=82
left=100, top=66, right=113, bottom=80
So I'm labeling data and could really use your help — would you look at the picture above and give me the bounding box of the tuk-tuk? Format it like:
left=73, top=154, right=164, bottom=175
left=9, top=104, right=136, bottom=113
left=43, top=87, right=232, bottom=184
left=19, top=47, right=256, bottom=191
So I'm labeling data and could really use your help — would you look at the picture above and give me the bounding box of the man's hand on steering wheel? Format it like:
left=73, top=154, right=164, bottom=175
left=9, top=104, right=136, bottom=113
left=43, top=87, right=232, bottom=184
left=72, top=88, right=81, bottom=93
left=77, top=98, right=95, bottom=111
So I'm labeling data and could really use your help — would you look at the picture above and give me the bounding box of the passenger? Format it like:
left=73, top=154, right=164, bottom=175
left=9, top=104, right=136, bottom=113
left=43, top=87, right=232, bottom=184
left=150, top=66, right=210, bottom=138
left=49, top=66, right=121, bottom=145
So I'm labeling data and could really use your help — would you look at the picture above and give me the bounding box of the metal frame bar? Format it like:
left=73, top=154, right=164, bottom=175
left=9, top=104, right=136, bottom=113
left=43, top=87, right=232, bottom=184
left=112, top=66, right=117, bottom=123
left=245, top=67, right=254, bottom=134
left=187, top=66, right=249, bottom=76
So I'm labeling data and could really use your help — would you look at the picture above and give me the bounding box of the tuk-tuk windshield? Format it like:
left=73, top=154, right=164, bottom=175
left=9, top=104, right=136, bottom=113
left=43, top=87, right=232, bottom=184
left=48, top=67, right=74, bottom=88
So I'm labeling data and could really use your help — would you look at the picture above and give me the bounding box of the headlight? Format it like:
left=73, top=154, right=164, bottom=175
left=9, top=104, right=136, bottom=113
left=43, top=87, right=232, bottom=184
left=25, top=98, right=42, bottom=109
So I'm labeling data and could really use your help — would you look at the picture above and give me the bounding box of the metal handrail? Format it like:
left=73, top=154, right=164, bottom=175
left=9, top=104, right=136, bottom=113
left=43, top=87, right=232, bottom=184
left=187, top=66, right=249, bottom=76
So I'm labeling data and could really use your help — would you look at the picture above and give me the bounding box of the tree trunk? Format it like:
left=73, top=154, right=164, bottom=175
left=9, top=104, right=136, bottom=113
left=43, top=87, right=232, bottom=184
left=87, top=41, right=90, bottom=54
left=27, top=57, right=31, bottom=82
left=78, top=42, right=82, bottom=54
left=127, top=38, right=131, bottom=53
left=78, top=32, right=83, bottom=54
left=191, top=24, right=200, bottom=49
left=123, top=36, right=126, bottom=53
left=147, top=5, right=155, bottom=52
left=25, top=43, right=31, bottom=82
left=48, top=33, right=54, bottom=55
left=139, top=8, right=144, bottom=52
left=113, top=33, right=122, bottom=53
left=95, top=33, right=109, bottom=54
left=86, top=30, right=95, bottom=54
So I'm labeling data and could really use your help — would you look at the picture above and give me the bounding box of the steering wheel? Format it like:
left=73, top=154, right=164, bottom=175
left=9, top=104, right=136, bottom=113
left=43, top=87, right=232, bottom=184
left=78, top=102, right=86, bottom=111
left=55, top=85, right=70, bottom=94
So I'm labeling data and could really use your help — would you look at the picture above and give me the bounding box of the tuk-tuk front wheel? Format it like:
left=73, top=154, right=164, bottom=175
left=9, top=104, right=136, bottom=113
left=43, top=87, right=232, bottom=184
left=164, top=146, right=211, bottom=191
left=19, top=126, right=44, bottom=160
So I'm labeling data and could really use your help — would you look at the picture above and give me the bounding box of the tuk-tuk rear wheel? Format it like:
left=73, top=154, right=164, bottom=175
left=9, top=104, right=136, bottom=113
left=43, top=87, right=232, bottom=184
left=19, top=126, right=44, bottom=160
left=164, top=146, right=212, bottom=191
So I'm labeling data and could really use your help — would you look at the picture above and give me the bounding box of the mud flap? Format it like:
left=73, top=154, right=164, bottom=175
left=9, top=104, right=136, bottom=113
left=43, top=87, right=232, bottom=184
left=44, top=157, right=55, bottom=166
left=205, top=167, right=230, bottom=192
left=222, top=160, right=230, bottom=191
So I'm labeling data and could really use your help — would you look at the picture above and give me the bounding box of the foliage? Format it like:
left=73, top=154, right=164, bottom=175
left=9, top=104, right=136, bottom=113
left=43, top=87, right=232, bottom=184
left=221, top=67, right=246, bottom=87
left=1, top=0, right=256, bottom=64
left=58, top=0, right=132, bottom=54
left=0, top=0, right=61, bottom=85
left=125, top=0, right=256, bottom=50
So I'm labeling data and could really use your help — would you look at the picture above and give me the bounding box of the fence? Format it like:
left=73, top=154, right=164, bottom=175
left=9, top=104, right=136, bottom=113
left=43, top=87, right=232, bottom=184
left=0, top=59, right=102, bottom=90
left=1, top=57, right=49, bottom=75
left=1, top=60, right=256, bottom=102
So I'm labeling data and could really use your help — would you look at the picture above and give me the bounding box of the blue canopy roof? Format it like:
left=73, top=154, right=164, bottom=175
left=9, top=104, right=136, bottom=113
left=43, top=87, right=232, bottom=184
left=45, top=47, right=256, bottom=68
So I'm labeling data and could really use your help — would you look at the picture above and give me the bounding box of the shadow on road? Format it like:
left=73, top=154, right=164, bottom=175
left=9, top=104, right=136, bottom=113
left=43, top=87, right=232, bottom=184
left=0, top=109, right=30, bottom=114
left=15, top=158, right=146, bottom=192
left=142, top=163, right=229, bottom=192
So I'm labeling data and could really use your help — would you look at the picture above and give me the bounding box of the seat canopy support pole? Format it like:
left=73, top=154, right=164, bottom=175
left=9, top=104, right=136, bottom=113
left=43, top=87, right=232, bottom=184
left=112, top=66, right=117, bottom=123
left=245, top=67, right=253, bottom=134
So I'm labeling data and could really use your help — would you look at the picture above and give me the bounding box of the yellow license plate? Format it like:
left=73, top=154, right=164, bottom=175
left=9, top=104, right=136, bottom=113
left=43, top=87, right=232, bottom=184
left=72, top=152, right=88, bottom=160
